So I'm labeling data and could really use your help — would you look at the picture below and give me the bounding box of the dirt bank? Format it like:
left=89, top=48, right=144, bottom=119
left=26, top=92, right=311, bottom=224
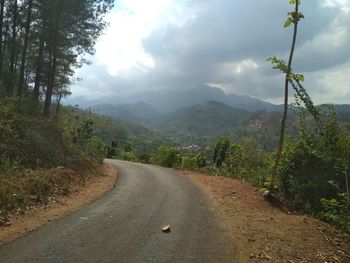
left=182, top=171, right=350, bottom=263
left=0, top=163, right=117, bottom=246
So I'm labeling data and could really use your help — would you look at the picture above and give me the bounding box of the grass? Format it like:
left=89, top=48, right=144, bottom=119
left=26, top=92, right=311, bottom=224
left=0, top=158, right=103, bottom=225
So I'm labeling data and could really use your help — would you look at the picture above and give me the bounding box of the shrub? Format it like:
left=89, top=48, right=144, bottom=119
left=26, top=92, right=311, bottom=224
left=224, top=144, right=245, bottom=175
left=84, top=137, right=106, bottom=161
left=28, top=176, right=52, bottom=202
left=117, top=151, right=138, bottom=162
left=151, top=145, right=180, bottom=168
left=279, top=109, right=350, bottom=233
left=196, top=152, right=207, bottom=168
left=280, top=143, right=340, bottom=212
left=181, top=156, right=197, bottom=169
left=318, top=196, right=350, bottom=233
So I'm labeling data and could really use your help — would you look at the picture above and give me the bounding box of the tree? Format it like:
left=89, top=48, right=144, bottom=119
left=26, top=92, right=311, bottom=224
left=0, top=0, right=114, bottom=115
left=43, top=0, right=114, bottom=116
left=224, top=144, right=245, bottom=175
left=267, top=0, right=303, bottom=191
left=7, top=0, right=18, bottom=96
left=213, top=137, right=230, bottom=173
left=0, top=0, right=5, bottom=81
left=18, top=0, right=33, bottom=98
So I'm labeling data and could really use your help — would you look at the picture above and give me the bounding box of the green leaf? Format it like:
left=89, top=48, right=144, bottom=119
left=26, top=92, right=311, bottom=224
left=297, top=74, right=305, bottom=81
left=289, top=0, right=295, bottom=4
left=284, top=18, right=293, bottom=28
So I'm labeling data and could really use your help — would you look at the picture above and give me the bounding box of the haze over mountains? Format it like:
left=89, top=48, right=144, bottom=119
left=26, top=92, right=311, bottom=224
left=64, top=85, right=350, bottom=150
left=65, top=86, right=350, bottom=143
left=65, top=86, right=281, bottom=114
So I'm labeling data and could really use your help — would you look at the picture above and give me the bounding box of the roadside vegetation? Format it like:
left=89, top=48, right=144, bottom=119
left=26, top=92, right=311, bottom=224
left=0, top=0, right=114, bottom=225
left=0, top=99, right=112, bottom=225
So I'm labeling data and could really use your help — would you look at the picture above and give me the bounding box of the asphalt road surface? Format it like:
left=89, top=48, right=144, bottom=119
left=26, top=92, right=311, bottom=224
left=0, top=160, right=234, bottom=263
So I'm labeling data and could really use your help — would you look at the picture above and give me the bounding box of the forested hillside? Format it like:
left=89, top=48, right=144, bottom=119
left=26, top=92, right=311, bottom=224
left=0, top=0, right=115, bottom=226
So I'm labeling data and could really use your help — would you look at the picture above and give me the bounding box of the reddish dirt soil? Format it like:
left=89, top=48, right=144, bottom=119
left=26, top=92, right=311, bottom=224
left=181, top=171, right=350, bottom=263
left=0, top=164, right=117, bottom=246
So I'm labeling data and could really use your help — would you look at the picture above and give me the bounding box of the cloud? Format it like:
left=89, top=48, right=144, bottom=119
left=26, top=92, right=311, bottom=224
left=73, top=0, right=350, bottom=104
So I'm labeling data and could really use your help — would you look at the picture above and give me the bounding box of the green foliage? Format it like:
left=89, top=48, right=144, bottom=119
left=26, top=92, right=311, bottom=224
left=71, top=119, right=94, bottom=147
left=0, top=98, right=23, bottom=143
left=105, top=140, right=119, bottom=158
left=0, top=99, right=77, bottom=169
left=151, top=145, right=180, bottom=168
left=28, top=176, right=52, bottom=202
left=158, top=101, right=250, bottom=138
left=280, top=107, right=350, bottom=233
left=117, top=151, right=138, bottom=162
left=318, top=196, right=350, bottom=233
left=209, top=136, right=271, bottom=186
left=114, top=141, right=139, bottom=162
left=181, top=155, right=198, bottom=170
left=280, top=142, right=340, bottom=211
left=196, top=152, right=207, bottom=168
left=213, top=137, right=230, bottom=169
left=83, top=137, right=106, bottom=161
left=224, top=144, right=245, bottom=175
left=0, top=182, right=27, bottom=213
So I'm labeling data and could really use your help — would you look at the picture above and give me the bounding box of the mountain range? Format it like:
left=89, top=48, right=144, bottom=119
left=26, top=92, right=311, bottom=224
left=156, top=101, right=251, bottom=137
left=65, top=86, right=350, bottom=149
left=65, top=86, right=281, bottom=113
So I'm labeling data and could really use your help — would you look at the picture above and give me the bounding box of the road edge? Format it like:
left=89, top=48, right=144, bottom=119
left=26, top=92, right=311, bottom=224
left=0, top=163, right=118, bottom=246
left=175, top=169, right=239, bottom=263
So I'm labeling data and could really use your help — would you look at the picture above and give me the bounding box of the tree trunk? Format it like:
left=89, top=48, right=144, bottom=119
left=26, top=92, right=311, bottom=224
left=33, top=31, right=45, bottom=106
left=8, top=0, right=18, bottom=96
left=269, top=2, right=299, bottom=190
left=55, top=83, right=64, bottom=115
left=0, top=0, right=5, bottom=80
left=43, top=43, right=53, bottom=116
left=2, top=23, right=7, bottom=58
left=44, top=0, right=61, bottom=116
left=44, top=47, right=58, bottom=116
left=18, top=0, right=33, bottom=98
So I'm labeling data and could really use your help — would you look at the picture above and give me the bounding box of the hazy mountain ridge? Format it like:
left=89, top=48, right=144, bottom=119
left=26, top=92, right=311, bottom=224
left=84, top=97, right=350, bottom=150
left=65, top=86, right=350, bottom=149
left=90, top=101, right=160, bottom=123
left=156, top=101, right=251, bottom=137
left=65, top=86, right=280, bottom=113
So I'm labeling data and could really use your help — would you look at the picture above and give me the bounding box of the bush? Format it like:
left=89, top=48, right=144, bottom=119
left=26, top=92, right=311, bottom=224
left=0, top=184, right=27, bottom=212
left=151, top=145, right=180, bottom=168
left=224, top=144, right=245, bottom=175
left=181, top=156, right=197, bottom=169
left=279, top=109, right=350, bottom=233
left=83, top=137, right=106, bottom=161
left=280, top=143, right=340, bottom=212
left=196, top=152, right=207, bottom=168
left=28, top=176, right=52, bottom=202
left=215, top=137, right=271, bottom=186
left=318, top=196, right=350, bottom=233
left=117, top=151, right=138, bottom=162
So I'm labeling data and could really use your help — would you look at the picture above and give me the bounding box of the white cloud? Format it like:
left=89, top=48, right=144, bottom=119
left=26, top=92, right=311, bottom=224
left=307, top=60, right=350, bottom=104
left=325, top=0, right=350, bottom=13
left=72, top=0, right=350, bottom=105
left=93, top=0, right=196, bottom=76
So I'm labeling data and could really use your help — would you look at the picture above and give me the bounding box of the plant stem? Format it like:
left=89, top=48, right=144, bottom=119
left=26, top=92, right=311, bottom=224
left=270, top=2, right=299, bottom=190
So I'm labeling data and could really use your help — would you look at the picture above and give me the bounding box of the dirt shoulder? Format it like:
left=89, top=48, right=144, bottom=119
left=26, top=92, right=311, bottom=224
left=181, top=170, right=350, bottom=263
left=0, top=163, right=117, bottom=246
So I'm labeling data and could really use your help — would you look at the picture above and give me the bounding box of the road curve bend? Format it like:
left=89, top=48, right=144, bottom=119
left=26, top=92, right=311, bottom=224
left=0, top=160, right=235, bottom=263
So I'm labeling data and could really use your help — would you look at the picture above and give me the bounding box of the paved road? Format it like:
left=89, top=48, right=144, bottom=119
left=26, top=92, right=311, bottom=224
left=0, top=160, right=235, bottom=263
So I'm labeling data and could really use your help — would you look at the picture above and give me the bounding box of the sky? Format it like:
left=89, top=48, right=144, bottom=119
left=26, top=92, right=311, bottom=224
left=72, top=0, right=350, bottom=104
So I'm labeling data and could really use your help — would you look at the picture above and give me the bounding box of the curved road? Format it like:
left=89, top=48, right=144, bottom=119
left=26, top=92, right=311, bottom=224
left=0, top=160, right=235, bottom=263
